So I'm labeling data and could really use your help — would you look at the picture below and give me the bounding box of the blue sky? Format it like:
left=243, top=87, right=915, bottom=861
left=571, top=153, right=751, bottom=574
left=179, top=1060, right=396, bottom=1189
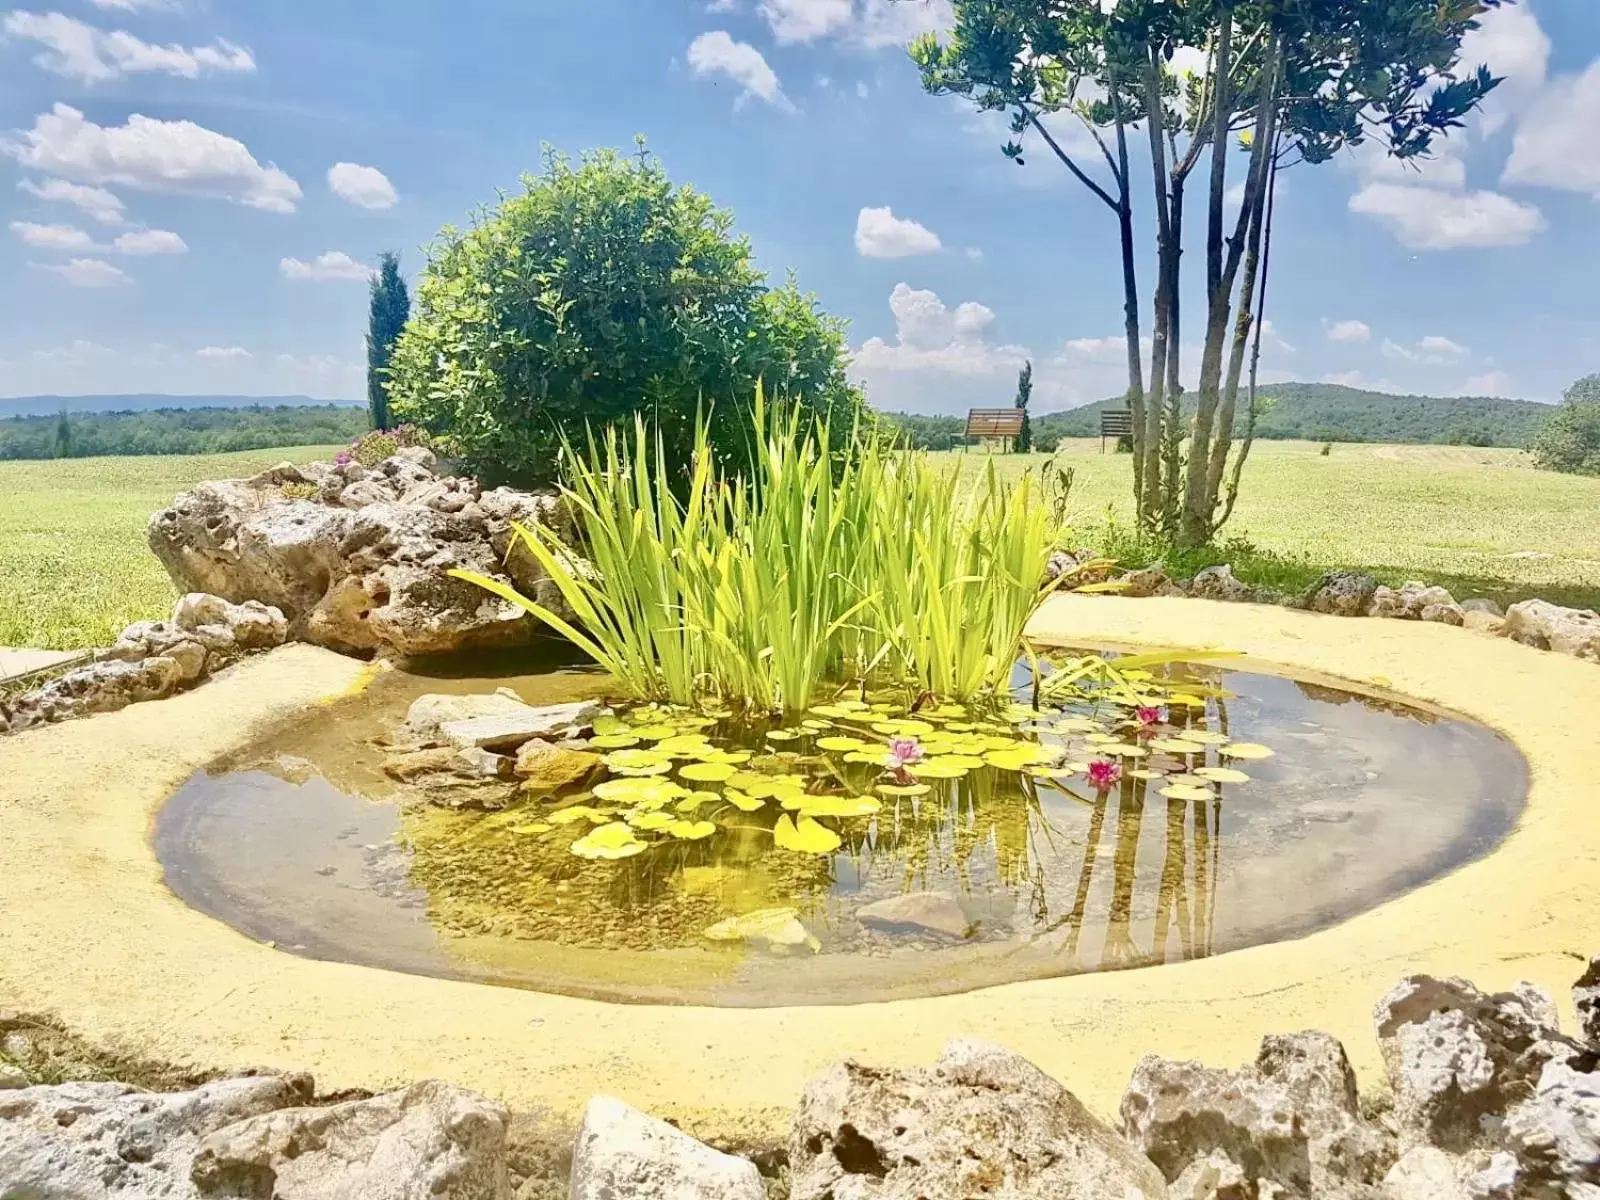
left=1, top=0, right=1597, bottom=413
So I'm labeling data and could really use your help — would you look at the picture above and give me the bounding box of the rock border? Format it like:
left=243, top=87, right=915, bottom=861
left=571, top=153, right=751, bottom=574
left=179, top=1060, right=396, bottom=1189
left=2, top=599, right=1598, bottom=1143
left=1048, top=549, right=1600, bottom=665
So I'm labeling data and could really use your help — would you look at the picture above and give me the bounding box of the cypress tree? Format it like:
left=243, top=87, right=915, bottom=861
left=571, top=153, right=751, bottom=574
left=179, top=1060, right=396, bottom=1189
left=1014, top=359, right=1033, bottom=453
left=366, top=251, right=411, bottom=430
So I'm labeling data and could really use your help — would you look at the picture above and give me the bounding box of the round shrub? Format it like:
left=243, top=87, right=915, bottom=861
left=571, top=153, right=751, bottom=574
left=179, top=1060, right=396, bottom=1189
left=1532, top=374, right=1600, bottom=477
left=387, top=146, right=861, bottom=485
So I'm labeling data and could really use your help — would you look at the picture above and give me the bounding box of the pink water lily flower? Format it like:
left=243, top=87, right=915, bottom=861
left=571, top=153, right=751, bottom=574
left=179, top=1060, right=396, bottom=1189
left=1086, top=759, right=1122, bottom=791
left=885, top=737, right=924, bottom=770
left=1136, top=705, right=1163, bottom=728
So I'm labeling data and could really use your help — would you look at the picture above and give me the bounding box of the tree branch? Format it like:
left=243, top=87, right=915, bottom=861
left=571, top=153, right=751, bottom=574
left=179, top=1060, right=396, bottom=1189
left=1023, top=107, right=1121, bottom=210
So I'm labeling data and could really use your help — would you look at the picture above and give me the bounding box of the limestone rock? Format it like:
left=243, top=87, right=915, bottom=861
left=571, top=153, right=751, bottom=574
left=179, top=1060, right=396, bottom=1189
left=1189, top=564, right=1251, bottom=603
left=0, top=1064, right=26, bottom=1091
left=450, top=746, right=515, bottom=779
left=1121, top=1031, right=1394, bottom=1198
left=147, top=453, right=574, bottom=658
left=856, top=892, right=970, bottom=939
left=513, top=741, right=601, bottom=792
left=1172, top=1151, right=1252, bottom=1200
left=1502, top=1060, right=1600, bottom=1191
left=1366, top=582, right=1464, bottom=624
left=1303, top=573, right=1379, bottom=618
left=190, top=1079, right=510, bottom=1199
left=1117, top=563, right=1171, bottom=598
left=1505, top=600, right=1600, bottom=662
left=0, top=654, right=186, bottom=733
left=437, top=701, right=606, bottom=752
left=0, top=1073, right=311, bottom=1198
left=789, top=1038, right=1169, bottom=1200
left=1381, top=1146, right=1471, bottom=1199
left=406, top=692, right=538, bottom=740
left=569, top=1095, right=762, bottom=1200
left=1374, top=975, right=1582, bottom=1152
left=382, top=746, right=461, bottom=781
left=1461, top=598, right=1505, bottom=619
left=1574, top=958, right=1600, bottom=1051
left=1462, top=611, right=1507, bottom=637
left=1046, top=548, right=1115, bottom=587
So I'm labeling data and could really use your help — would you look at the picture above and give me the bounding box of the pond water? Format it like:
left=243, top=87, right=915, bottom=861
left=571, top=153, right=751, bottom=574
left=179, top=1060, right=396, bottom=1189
left=155, top=645, right=1527, bottom=1006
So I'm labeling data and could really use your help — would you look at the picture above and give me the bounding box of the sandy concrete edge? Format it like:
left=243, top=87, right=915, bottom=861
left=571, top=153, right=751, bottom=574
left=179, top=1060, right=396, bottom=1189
left=2, top=602, right=1597, bottom=1145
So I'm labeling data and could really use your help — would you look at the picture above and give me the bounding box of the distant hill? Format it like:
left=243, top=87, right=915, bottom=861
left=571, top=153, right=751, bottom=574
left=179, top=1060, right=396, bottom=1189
left=882, top=382, right=1554, bottom=451
left=0, top=404, right=367, bottom=460
left=0, top=393, right=360, bottom=419
left=1036, top=382, right=1552, bottom=447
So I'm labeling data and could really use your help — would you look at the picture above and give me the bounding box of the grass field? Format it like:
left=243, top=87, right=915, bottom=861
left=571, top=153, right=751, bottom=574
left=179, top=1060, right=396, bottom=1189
left=943, top=440, right=1600, bottom=612
left=0, top=446, right=344, bottom=651
left=1, top=439, right=1596, bottom=652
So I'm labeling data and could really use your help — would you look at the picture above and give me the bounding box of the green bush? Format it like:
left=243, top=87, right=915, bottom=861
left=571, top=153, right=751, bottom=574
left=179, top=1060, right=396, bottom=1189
left=387, top=146, right=861, bottom=485
left=1532, top=375, right=1600, bottom=477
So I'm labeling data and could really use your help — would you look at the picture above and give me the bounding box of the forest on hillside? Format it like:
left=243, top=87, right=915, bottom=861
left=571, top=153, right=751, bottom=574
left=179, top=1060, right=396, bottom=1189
left=880, top=383, right=1554, bottom=451
left=0, top=404, right=367, bottom=460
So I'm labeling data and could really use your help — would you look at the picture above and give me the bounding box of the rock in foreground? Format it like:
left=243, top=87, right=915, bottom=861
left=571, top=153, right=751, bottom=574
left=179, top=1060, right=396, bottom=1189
left=147, top=450, right=573, bottom=658
left=1505, top=599, right=1600, bottom=662
left=569, top=1095, right=763, bottom=1200
left=789, top=1039, right=1168, bottom=1199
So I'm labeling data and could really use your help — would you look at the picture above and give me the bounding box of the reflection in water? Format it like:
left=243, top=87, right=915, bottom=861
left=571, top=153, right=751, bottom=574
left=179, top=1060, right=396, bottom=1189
left=156, top=656, right=1529, bottom=1006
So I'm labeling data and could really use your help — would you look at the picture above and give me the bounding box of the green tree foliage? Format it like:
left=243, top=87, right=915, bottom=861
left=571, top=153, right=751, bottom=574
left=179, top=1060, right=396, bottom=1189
left=387, top=145, right=861, bottom=485
left=1533, top=375, right=1600, bottom=477
left=366, top=251, right=411, bottom=431
left=0, top=405, right=366, bottom=460
left=1014, top=359, right=1033, bottom=452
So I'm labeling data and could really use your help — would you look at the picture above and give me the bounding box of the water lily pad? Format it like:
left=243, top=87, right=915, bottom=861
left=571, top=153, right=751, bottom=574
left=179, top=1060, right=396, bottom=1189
left=1221, top=743, right=1275, bottom=760
left=766, top=729, right=800, bottom=742
left=794, top=795, right=881, bottom=818
left=724, top=789, right=765, bottom=812
left=842, top=751, right=883, bottom=765
left=654, top=734, right=715, bottom=757
left=1127, top=769, right=1164, bottom=781
left=877, top=783, right=931, bottom=797
left=626, top=810, right=675, bottom=830
left=816, top=735, right=868, bottom=752
left=1177, top=729, right=1229, bottom=744
left=1160, top=784, right=1215, bottom=801
left=1195, top=766, right=1252, bottom=784
left=1055, top=716, right=1103, bottom=733
left=679, top=761, right=737, bottom=783
left=591, top=715, right=629, bottom=736
left=665, top=819, right=716, bottom=840
left=1099, top=743, right=1150, bottom=758
left=589, top=733, right=641, bottom=749
left=593, top=776, right=684, bottom=805
left=773, top=814, right=842, bottom=855
left=601, top=748, right=673, bottom=776
left=912, top=759, right=972, bottom=779
left=1150, top=738, right=1207, bottom=755
left=632, top=724, right=679, bottom=740
left=676, top=791, right=721, bottom=812
left=571, top=822, right=646, bottom=859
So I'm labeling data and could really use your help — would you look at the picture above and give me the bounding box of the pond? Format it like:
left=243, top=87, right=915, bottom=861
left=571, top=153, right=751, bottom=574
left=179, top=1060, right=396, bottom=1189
left=155, top=644, right=1527, bottom=1006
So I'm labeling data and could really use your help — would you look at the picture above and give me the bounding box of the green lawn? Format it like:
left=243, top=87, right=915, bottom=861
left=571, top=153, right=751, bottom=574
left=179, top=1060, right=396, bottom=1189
left=3, top=438, right=1597, bottom=652
left=939, top=439, right=1600, bottom=612
left=0, top=446, right=344, bottom=651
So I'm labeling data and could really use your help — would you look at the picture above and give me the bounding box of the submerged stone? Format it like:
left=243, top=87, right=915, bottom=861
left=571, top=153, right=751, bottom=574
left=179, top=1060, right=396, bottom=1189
left=856, top=892, right=970, bottom=939
left=513, top=740, right=601, bottom=792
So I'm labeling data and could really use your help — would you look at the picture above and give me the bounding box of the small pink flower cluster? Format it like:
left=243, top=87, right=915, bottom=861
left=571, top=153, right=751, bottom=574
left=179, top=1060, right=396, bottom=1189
left=1086, top=758, right=1122, bottom=791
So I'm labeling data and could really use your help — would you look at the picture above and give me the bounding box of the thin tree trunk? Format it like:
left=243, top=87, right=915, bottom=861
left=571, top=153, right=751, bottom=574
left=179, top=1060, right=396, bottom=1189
left=1183, top=35, right=1281, bottom=546
left=1161, top=176, right=1186, bottom=534
left=1217, top=140, right=1281, bottom=534
left=1115, top=98, right=1146, bottom=504
left=1141, top=52, right=1174, bottom=531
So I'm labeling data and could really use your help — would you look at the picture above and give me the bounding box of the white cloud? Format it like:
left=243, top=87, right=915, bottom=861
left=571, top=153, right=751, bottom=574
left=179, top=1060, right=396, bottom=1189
left=113, top=228, right=185, bottom=255
left=86, top=0, right=175, bottom=9
left=854, top=206, right=941, bottom=258
left=327, top=161, right=398, bottom=210
left=1504, top=58, right=1600, bottom=199
left=1382, top=335, right=1471, bottom=365
left=856, top=80, right=869, bottom=99
left=280, top=250, right=371, bottom=282
left=30, top=338, right=114, bottom=363
left=1259, top=320, right=1295, bottom=355
left=706, top=0, right=738, bottom=9
left=756, top=0, right=950, bottom=48
left=1060, top=336, right=1130, bottom=362
left=853, top=282, right=1027, bottom=376
left=1, top=10, right=254, bottom=84
left=37, top=257, right=129, bottom=287
left=17, top=176, right=124, bottom=224
left=1459, top=2, right=1551, bottom=135
left=1319, top=370, right=1404, bottom=393
left=1324, top=319, right=1372, bottom=344
left=760, top=0, right=851, bottom=42
left=195, top=345, right=252, bottom=361
left=687, top=31, right=790, bottom=110
left=1461, top=371, right=1513, bottom=397
left=5, top=104, right=301, bottom=212
left=10, top=219, right=94, bottom=249
left=1348, top=182, right=1544, bottom=250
